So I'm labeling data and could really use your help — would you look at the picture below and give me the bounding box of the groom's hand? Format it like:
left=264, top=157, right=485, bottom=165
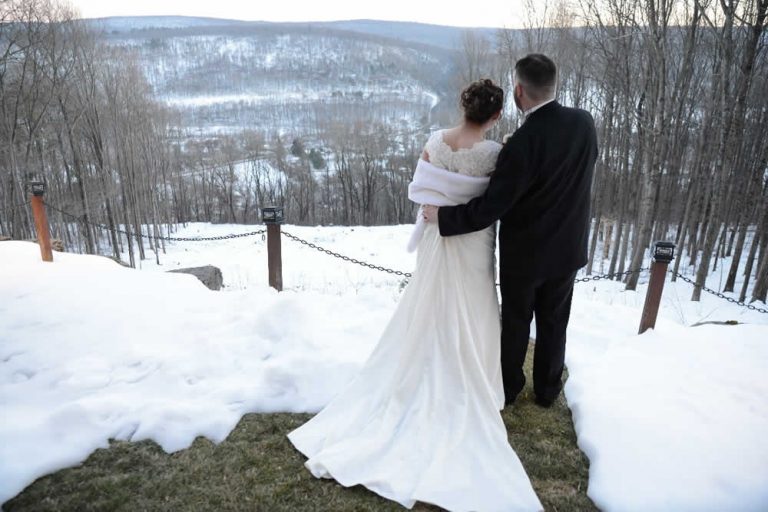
left=422, top=205, right=439, bottom=223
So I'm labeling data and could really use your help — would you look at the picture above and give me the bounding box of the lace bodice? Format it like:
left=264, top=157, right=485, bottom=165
left=423, top=129, right=502, bottom=177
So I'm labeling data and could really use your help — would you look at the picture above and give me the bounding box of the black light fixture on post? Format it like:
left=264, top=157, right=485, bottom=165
left=639, top=241, right=676, bottom=334
left=261, top=206, right=284, bottom=291
left=30, top=181, right=46, bottom=197
left=652, top=241, right=675, bottom=264
left=261, top=206, right=284, bottom=225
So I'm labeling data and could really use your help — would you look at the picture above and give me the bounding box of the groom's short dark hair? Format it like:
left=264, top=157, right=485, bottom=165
left=515, top=54, right=557, bottom=101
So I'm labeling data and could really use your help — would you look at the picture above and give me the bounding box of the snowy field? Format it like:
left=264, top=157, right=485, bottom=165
left=1, top=223, right=767, bottom=510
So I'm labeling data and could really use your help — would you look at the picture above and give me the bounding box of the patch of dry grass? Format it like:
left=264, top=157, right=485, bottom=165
left=4, top=343, right=596, bottom=511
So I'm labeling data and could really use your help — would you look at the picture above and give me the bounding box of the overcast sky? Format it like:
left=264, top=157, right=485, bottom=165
left=68, top=0, right=530, bottom=29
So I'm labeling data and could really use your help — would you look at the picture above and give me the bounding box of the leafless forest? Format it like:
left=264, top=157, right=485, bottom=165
left=1, top=0, right=766, bottom=303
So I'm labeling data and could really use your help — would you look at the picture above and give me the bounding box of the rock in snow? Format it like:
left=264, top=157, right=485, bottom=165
left=168, top=265, right=223, bottom=291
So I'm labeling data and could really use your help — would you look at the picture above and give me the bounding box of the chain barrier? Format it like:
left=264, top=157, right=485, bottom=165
left=491, top=267, right=648, bottom=288
left=672, top=271, right=768, bottom=314
left=43, top=202, right=267, bottom=242
left=575, top=267, right=648, bottom=284
left=280, top=230, right=650, bottom=285
left=281, top=230, right=413, bottom=278
left=27, top=202, right=768, bottom=314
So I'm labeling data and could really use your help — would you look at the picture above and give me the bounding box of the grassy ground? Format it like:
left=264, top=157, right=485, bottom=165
left=4, top=343, right=596, bottom=511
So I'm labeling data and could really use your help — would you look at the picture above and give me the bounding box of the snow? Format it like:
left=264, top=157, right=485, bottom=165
left=566, top=303, right=768, bottom=512
left=0, top=240, right=394, bottom=504
left=160, top=84, right=436, bottom=110
left=1, top=224, right=767, bottom=510
left=162, top=92, right=319, bottom=108
left=231, top=160, right=285, bottom=184
left=126, top=223, right=415, bottom=294
left=110, top=31, right=440, bottom=135
left=424, top=90, right=440, bottom=110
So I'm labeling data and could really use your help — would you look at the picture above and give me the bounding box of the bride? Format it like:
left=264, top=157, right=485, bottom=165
left=287, top=79, right=543, bottom=512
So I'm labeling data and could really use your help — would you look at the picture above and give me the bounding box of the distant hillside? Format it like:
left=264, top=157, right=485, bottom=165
left=86, top=16, right=500, bottom=51
left=311, top=20, right=499, bottom=51
left=86, top=16, right=249, bottom=32
left=93, top=17, right=480, bottom=138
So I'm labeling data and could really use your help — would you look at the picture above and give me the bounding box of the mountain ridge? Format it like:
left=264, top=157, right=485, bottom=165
left=84, top=15, right=503, bottom=51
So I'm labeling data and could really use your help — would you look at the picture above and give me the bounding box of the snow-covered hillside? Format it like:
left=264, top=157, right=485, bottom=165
left=90, top=16, right=498, bottom=51
left=1, top=226, right=767, bottom=510
left=104, top=23, right=453, bottom=136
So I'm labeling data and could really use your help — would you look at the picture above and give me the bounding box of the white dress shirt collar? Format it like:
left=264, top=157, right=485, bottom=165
left=524, top=98, right=555, bottom=118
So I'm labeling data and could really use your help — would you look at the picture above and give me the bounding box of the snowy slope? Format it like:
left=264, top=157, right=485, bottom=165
left=102, top=22, right=452, bottom=136
left=89, top=16, right=495, bottom=51
left=566, top=302, right=768, bottom=511
left=0, top=240, right=395, bottom=505
left=1, top=226, right=767, bottom=510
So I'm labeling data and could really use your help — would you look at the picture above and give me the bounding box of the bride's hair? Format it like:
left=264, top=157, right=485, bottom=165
left=460, top=79, right=504, bottom=125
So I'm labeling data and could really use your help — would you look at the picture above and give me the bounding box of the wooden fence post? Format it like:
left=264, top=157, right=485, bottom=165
left=29, top=181, right=53, bottom=263
left=638, top=241, right=676, bottom=334
left=261, top=206, right=284, bottom=291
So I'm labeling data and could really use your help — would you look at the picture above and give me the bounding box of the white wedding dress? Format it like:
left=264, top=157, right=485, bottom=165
left=287, top=130, right=543, bottom=512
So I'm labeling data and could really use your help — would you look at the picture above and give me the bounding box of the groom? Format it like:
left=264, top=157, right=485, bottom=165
left=423, top=54, right=598, bottom=408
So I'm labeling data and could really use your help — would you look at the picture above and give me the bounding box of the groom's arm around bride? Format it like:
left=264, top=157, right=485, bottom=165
left=425, top=53, right=598, bottom=407
left=426, top=54, right=597, bottom=272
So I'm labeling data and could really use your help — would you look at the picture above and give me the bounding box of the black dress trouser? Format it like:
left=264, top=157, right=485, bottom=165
left=499, top=269, right=578, bottom=403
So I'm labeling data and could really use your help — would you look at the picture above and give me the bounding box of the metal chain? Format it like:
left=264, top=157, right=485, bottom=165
left=281, top=230, right=413, bottom=278
left=672, top=271, right=768, bottom=314
left=29, top=203, right=768, bottom=315
left=574, top=267, right=648, bottom=284
left=280, top=231, right=649, bottom=284
left=492, top=268, right=648, bottom=287
left=43, top=202, right=266, bottom=242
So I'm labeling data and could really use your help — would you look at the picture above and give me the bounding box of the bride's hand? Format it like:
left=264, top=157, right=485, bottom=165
left=422, top=205, right=439, bottom=223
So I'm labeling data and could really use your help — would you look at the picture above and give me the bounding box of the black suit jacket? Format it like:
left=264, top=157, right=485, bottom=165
left=438, top=101, right=598, bottom=279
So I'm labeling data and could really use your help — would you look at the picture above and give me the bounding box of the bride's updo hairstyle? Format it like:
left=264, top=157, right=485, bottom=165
left=460, top=78, right=504, bottom=125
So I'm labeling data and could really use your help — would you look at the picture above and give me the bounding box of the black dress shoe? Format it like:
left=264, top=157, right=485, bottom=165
left=534, top=395, right=556, bottom=408
left=503, top=390, right=521, bottom=408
